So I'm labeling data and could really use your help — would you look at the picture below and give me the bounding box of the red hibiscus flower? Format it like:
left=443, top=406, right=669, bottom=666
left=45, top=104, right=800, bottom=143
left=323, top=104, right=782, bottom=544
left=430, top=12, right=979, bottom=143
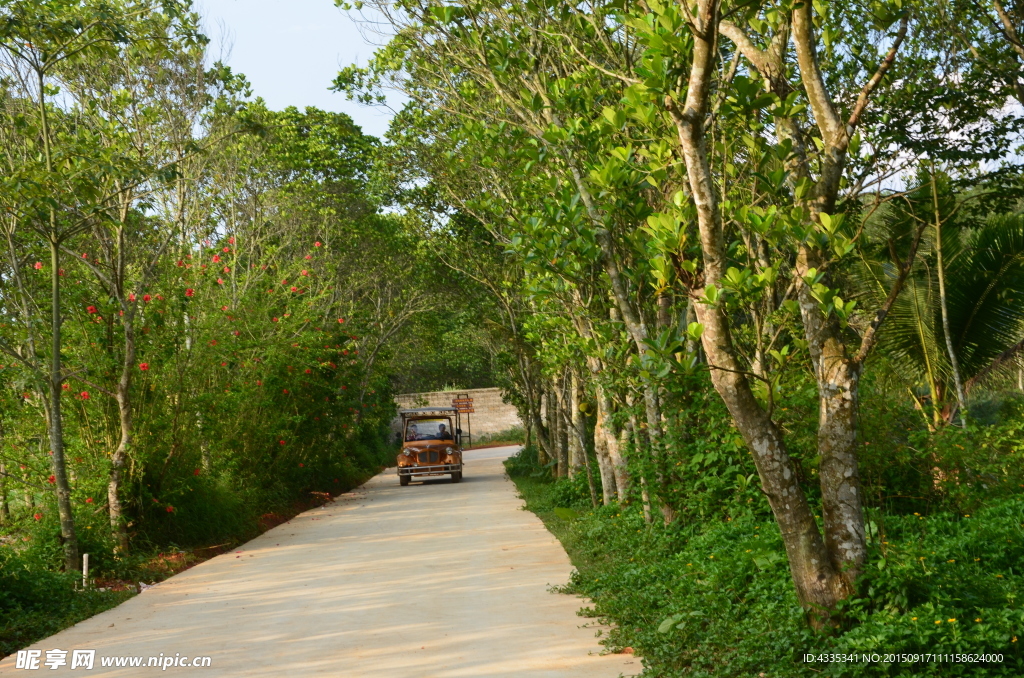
left=256, top=380, right=262, bottom=386
left=282, top=389, right=289, bottom=394
left=81, top=252, right=88, bottom=259
left=129, top=293, right=136, bottom=301
left=217, top=278, right=225, bottom=285
left=228, top=237, right=235, bottom=245
left=156, top=295, right=164, bottom=300
left=223, top=247, right=230, bottom=253
left=194, top=468, right=201, bottom=476
left=87, top=305, right=98, bottom=314
left=223, top=266, right=230, bottom=273
left=209, top=340, right=217, bottom=346
left=337, top=318, right=345, bottom=323
left=33, top=513, right=42, bottom=521
left=290, top=286, right=298, bottom=293
left=281, top=279, right=288, bottom=285
left=80, top=391, right=90, bottom=400
left=221, top=305, right=229, bottom=311
left=185, top=288, right=194, bottom=297
left=304, top=255, right=312, bottom=260
left=221, top=362, right=227, bottom=367
left=166, top=506, right=174, bottom=513
left=62, top=383, right=70, bottom=391
left=212, top=254, right=221, bottom=263
left=86, top=497, right=94, bottom=503
left=301, top=270, right=308, bottom=276
left=139, top=363, right=149, bottom=371
left=314, top=241, right=322, bottom=247
left=176, top=260, right=184, bottom=267
left=305, top=369, right=312, bottom=374
left=48, top=475, right=56, bottom=484
left=233, top=330, right=240, bottom=336
left=34, top=261, right=43, bottom=269
left=143, top=294, right=151, bottom=302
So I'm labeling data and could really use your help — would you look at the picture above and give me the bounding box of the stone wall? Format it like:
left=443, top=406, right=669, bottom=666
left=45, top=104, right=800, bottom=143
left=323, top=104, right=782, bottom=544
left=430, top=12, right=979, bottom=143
left=392, top=387, right=522, bottom=439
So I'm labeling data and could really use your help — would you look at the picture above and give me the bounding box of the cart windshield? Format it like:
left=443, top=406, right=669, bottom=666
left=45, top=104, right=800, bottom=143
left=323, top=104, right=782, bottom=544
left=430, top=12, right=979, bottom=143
left=405, top=418, right=454, bottom=441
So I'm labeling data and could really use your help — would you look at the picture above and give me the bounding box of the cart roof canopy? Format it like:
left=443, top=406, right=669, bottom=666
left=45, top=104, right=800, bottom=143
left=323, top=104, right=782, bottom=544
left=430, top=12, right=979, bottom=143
left=400, top=407, right=458, bottom=416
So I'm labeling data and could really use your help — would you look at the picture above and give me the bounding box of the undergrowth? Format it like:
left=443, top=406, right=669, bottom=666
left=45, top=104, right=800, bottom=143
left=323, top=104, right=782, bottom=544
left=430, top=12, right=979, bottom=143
left=506, top=446, right=1024, bottom=677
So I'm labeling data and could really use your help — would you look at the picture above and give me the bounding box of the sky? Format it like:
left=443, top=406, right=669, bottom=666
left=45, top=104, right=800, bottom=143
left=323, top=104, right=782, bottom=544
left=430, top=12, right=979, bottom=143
left=195, top=0, right=399, bottom=139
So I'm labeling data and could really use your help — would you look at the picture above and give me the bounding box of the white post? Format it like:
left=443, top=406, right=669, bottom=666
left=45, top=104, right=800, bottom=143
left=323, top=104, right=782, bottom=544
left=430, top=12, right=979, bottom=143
left=82, top=553, right=89, bottom=589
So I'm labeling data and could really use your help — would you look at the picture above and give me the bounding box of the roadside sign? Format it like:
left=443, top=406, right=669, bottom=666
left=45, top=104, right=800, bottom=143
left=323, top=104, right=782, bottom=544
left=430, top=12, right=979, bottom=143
left=451, top=397, right=474, bottom=413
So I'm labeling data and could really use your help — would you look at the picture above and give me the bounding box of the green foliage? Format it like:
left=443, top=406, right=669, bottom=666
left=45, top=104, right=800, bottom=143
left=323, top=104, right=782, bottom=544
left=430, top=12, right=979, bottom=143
left=506, top=447, right=1024, bottom=677
left=0, top=550, right=133, bottom=658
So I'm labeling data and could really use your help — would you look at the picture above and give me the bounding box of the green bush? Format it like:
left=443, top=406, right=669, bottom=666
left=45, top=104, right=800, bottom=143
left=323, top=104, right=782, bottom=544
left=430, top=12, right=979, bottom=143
left=505, top=447, right=1024, bottom=677
left=0, top=550, right=133, bottom=657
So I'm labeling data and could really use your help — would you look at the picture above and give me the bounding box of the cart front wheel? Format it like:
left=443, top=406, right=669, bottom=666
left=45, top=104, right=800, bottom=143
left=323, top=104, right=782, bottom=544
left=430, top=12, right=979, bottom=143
left=399, top=474, right=410, bottom=486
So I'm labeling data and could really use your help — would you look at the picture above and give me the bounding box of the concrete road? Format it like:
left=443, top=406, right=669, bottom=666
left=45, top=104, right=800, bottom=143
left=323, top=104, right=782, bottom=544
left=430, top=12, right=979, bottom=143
left=1, top=446, right=637, bottom=677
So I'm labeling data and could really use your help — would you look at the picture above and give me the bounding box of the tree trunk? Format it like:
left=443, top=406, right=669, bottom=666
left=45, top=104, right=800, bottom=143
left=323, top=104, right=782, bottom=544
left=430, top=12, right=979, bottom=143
left=932, top=165, right=967, bottom=425
left=593, top=392, right=617, bottom=505
left=533, top=388, right=551, bottom=465
left=0, top=463, right=9, bottom=524
left=626, top=400, right=652, bottom=524
left=554, top=377, right=569, bottom=478
left=569, top=371, right=599, bottom=507
left=47, top=239, right=79, bottom=572
left=669, top=0, right=850, bottom=620
left=545, top=382, right=559, bottom=475
left=108, top=320, right=135, bottom=553
left=605, top=395, right=631, bottom=502
left=643, top=383, right=675, bottom=524
left=568, top=372, right=584, bottom=478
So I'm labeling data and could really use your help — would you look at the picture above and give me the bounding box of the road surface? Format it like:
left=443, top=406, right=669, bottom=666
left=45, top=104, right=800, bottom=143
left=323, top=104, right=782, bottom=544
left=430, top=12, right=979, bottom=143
left=1, top=446, right=637, bottom=677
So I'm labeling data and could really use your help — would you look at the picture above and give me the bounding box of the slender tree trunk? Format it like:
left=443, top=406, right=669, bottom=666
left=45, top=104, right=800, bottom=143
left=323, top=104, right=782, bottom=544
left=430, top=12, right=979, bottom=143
left=626, top=399, right=652, bottom=524
left=544, top=383, right=558, bottom=474
left=48, top=238, right=80, bottom=572
left=569, top=371, right=599, bottom=507
left=533, top=385, right=551, bottom=465
left=0, top=463, right=9, bottom=524
left=568, top=372, right=584, bottom=478
left=593, top=392, right=617, bottom=505
left=932, top=165, right=967, bottom=425
left=554, top=377, right=569, bottom=478
left=643, top=384, right=675, bottom=524
left=601, top=390, right=631, bottom=502
left=108, top=320, right=135, bottom=553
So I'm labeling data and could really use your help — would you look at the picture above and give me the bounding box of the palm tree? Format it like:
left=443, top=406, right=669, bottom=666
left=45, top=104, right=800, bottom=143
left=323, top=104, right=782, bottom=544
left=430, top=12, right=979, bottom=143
left=852, top=178, right=1024, bottom=428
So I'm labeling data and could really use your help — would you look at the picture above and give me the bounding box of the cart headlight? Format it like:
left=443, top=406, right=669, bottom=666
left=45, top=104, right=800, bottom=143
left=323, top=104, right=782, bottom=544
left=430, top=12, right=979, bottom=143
left=404, top=448, right=416, bottom=457
left=445, top=447, right=454, bottom=455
